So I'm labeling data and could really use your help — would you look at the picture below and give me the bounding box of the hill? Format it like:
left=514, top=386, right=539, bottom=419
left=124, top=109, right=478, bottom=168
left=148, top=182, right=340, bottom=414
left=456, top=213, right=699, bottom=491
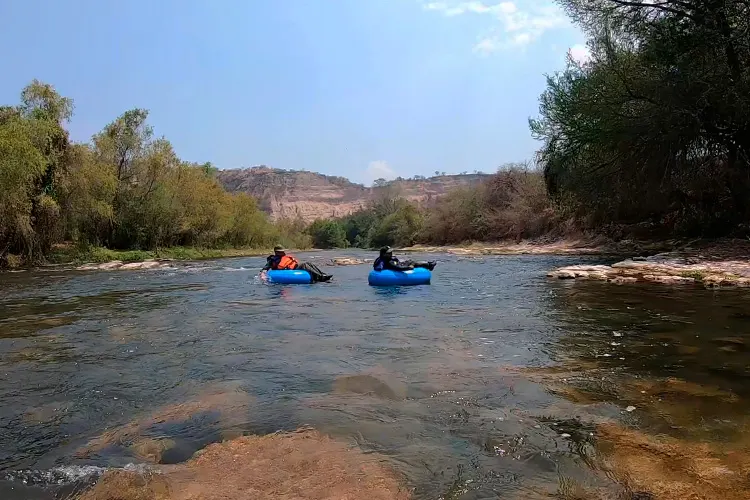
left=216, top=166, right=490, bottom=222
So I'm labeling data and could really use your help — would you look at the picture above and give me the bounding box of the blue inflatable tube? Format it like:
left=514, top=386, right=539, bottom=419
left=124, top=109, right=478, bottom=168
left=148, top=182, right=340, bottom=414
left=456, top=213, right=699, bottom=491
left=368, top=267, right=431, bottom=286
left=266, top=269, right=312, bottom=284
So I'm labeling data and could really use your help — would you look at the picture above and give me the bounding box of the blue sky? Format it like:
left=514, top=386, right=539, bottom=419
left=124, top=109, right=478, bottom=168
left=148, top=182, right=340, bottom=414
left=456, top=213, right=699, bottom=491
left=1, top=0, right=587, bottom=185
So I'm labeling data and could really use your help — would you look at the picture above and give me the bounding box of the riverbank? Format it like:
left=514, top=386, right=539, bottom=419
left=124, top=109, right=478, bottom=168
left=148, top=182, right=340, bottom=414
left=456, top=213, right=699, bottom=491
left=47, top=245, right=272, bottom=265
left=0, top=245, right=278, bottom=271
left=399, top=237, right=673, bottom=256
left=548, top=239, right=750, bottom=288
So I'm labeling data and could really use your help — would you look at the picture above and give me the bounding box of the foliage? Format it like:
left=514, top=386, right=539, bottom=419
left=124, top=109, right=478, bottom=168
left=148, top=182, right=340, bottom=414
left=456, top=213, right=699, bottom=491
left=307, top=219, right=348, bottom=248
left=0, top=80, right=310, bottom=267
left=420, top=165, right=560, bottom=244
left=0, top=115, right=47, bottom=261
left=530, top=0, right=750, bottom=238
left=368, top=202, right=423, bottom=247
left=333, top=185, right=425, bottom=248
left=329, top=165, right=560, bottom=247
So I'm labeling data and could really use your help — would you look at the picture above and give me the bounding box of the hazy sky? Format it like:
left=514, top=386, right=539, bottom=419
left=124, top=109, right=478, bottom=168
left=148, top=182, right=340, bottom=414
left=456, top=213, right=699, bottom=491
left=1, top=0, right=588, bottom=184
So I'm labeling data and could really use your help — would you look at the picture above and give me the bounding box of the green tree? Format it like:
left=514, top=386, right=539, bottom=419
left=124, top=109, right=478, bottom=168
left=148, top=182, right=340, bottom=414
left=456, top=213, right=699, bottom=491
left=342, top=209, right=376, bottom=247
left=58, top=143, right=116, bottom=245
left=368, top=202, right=423, bottom=248
left=308, top=219, right=348, bottom=248
left=531, top=0, right=750, bottom=237
left=0, top=117, right=47, bottom=261
left=0, top=81, right=74, bottom=260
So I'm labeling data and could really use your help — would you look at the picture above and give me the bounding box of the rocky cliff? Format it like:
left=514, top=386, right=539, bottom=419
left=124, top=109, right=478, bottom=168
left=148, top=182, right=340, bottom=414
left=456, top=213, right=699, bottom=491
left=217, top=166, right=490, bottom=222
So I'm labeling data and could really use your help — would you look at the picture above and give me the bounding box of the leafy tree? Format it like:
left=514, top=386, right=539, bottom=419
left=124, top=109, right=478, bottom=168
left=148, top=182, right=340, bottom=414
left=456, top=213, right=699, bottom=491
left=58, top=143, right=116, bottom=245
left=308, top=219, right=348, bottom=248
left=368, top=202, right=423, bottom=248
left=341, top=210, right=376, bottom=248
left=0, top=116, right=47, bottom=261
left=530, top=0, right=750, bottom=237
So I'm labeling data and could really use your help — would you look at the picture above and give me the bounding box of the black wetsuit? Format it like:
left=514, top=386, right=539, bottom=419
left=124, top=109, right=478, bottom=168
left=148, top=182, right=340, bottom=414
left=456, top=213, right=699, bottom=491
left=373, top=256, right=436, bottom=272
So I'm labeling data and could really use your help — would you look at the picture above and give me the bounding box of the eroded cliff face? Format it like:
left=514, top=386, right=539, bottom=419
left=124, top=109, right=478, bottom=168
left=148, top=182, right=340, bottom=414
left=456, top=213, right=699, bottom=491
left=217, top=166, right=489, bottom=222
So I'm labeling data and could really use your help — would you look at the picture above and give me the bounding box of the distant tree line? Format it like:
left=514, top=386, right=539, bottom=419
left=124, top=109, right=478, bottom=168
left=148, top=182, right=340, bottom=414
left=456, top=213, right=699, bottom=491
left=306, top=164, right=557, bottom=248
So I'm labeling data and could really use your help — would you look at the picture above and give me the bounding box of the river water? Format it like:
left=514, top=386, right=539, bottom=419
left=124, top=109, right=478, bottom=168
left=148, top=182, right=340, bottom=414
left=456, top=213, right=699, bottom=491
left=1, top=251, right=749, bottom=499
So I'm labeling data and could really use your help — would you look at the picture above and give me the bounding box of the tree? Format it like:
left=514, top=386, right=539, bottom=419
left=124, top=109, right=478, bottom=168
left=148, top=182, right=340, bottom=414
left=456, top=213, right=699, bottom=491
left=201, top=161, right=218, bottom=177
left=368, top=202, right=423, bottom=248
left=530, top=0, right=750, bottom=237
left=0, top=81, right=75, bottom=260
left=0, top=79, right=318, bottom=266
left=0, top=117, right=47, bottom=261
left=373, top=178, right=388, bottom=187
left=307, top=219, right=348, bottom=248
left=94, top=108, right=152, bottom=184
left=58, top=144, right=116, bottom=245
left=20, top=80, right=73, bottom=123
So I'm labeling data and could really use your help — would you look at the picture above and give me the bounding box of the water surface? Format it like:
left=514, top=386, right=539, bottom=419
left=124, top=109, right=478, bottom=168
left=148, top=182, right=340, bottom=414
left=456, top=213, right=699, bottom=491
left=1, top=251, right=749, bottom=499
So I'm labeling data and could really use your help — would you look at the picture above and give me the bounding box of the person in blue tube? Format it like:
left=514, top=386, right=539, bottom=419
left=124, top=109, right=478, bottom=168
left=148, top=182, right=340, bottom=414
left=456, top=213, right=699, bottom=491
left=373, top=246, right=436, bottom=272
left=261, top=245, right=333, bottom=282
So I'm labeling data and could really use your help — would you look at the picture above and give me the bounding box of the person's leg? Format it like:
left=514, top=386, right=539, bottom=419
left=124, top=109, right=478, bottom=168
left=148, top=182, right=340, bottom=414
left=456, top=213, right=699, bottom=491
left=407, top=260, right=436, bottom=271
left=298, top=262, right=333, bottom=282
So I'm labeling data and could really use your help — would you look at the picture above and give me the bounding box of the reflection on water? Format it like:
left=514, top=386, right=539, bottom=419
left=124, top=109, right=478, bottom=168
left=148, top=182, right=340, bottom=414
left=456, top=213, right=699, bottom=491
left=1, top=251, right=750, bottom=498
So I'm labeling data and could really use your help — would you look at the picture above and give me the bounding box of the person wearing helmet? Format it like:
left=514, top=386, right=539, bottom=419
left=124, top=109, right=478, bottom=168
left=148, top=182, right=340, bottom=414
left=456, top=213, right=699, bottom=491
left=373, top=246, right=436, bottom=272
left=262, top=245, right=333, bottom=282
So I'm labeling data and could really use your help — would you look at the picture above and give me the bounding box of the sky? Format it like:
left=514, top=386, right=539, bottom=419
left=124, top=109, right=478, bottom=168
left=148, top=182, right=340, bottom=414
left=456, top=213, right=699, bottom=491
left=0, top=0, right=588, bottom=185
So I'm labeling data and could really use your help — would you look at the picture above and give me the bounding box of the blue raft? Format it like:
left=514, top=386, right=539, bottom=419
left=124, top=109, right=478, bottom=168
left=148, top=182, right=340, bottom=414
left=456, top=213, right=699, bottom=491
left=266, top=269, right=313, bottom=284
left=368, top=267, right=431, bottom=287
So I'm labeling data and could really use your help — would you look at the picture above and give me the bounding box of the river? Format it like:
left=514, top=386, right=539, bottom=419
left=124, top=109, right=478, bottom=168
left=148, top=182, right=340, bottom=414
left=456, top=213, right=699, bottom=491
left=1, top=250, right=749, bottom=499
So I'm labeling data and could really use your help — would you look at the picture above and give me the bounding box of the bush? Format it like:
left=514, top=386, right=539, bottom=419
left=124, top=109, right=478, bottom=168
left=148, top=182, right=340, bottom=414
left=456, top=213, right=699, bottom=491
left=420, top=165, right=559, bottom=244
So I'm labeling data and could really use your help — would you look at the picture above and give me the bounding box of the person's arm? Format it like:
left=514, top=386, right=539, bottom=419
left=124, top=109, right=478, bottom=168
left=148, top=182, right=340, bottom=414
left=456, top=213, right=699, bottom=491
left=262, top=256, right=273, bottom=271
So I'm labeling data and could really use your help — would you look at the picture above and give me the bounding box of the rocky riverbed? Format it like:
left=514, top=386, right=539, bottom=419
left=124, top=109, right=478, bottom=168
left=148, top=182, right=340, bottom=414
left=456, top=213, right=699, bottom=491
left=548, top=240, right=750, bottom=287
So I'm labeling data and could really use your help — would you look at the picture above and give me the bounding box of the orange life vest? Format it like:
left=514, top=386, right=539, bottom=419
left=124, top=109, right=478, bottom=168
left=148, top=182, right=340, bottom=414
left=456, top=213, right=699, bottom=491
left=276, top=255, right=299, bottom=270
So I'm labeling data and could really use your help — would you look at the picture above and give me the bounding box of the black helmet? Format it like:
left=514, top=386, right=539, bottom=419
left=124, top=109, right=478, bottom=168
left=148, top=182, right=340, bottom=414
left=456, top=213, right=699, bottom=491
left=379, top=246, right=392, bottom=256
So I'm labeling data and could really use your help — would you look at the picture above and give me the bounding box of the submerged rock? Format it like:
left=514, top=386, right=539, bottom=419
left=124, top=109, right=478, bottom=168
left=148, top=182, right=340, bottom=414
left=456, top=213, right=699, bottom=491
left=77, top=260, right=172, bottom=272
left=330, top=257, right=371, bottom=266
left=596, top=422, right=750, bottom=500
left=75, top=429, right=410, bottom=500
left=332, top=374, right=406, bottom=400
